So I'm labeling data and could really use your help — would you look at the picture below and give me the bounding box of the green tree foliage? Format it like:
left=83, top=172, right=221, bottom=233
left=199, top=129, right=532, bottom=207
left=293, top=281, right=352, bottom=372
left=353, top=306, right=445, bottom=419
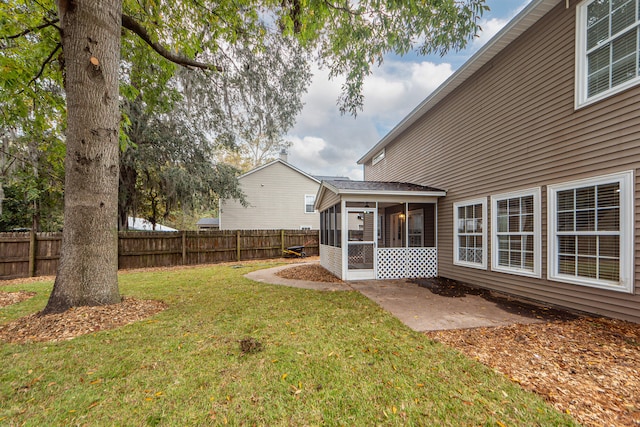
left=119, top=96, right=246, bottom=229
left=0, top=135, right=64, bottom=232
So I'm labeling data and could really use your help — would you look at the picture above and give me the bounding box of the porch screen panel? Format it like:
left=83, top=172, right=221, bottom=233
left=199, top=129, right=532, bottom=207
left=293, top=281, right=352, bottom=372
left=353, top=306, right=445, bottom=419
left=408, top=209, right=424, bottom=247
left=335, top=203, right=342, bottom=248
left=328, top=206, right=335, bottom=246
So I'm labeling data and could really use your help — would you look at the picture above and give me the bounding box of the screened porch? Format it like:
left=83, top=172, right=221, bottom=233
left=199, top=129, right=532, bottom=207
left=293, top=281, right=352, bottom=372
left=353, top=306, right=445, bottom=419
left=315, top=181, right=445, bottom=281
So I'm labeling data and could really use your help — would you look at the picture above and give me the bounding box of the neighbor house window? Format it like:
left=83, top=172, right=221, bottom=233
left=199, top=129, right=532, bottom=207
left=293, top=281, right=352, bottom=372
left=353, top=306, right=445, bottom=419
left=305, top=195, right=316, bottom=213
left=372, top=149, right=385, bottom=165
left=453, top=198, right=487, bottom=269
left=548, top=171, right=634, bottom=292
left=576, top=0, right=640, bottom=107
left=491, top=188, right=541, bottom=277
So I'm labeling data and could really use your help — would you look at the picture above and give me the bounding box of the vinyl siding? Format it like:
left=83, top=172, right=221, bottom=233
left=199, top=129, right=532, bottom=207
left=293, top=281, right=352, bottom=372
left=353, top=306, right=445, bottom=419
left=364, top=1, right=640, bottom=322
left=317, top=190, right=340, bottom=213
left=220, top=162, right=320, bottom=230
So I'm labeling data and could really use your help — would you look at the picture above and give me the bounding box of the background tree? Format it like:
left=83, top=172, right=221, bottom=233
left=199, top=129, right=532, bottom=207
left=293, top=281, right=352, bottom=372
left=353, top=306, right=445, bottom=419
left=2, top=0, right=488, bottom=314
left=119, top=96, right=246, bottom=230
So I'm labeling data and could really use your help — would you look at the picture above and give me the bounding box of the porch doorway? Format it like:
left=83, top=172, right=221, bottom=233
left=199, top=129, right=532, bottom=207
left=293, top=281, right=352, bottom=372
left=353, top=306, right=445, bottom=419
left=346, top=207, right=376, bottom=280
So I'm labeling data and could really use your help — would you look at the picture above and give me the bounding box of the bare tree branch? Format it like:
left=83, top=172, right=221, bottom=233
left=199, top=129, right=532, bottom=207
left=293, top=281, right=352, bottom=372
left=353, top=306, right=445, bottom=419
left=122, top=14, right=223, bottom=72
left=28, top=43, right=61, bottom=86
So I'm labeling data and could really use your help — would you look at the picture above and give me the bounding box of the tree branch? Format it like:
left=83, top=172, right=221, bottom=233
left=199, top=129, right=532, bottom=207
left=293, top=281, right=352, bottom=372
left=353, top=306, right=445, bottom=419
left=2, top=18, right=60, bottom=40
left=28, top=43, right=61, bottom=86
left=121, top=14, right=223, bottom=72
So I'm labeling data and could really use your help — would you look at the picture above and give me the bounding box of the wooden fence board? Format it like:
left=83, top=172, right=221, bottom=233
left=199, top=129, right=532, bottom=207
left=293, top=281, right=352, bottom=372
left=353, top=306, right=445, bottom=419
left=0, top=230, right=319, bottom=279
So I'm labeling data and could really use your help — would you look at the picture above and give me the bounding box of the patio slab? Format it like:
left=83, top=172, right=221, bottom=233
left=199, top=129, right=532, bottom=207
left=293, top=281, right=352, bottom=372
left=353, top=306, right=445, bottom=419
left=245, top=262, right=572, bottom=332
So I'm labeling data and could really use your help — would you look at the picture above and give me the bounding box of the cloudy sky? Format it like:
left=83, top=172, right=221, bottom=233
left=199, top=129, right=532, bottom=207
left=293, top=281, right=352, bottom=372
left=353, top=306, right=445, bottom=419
left=285, top=0, right=532, bottom=180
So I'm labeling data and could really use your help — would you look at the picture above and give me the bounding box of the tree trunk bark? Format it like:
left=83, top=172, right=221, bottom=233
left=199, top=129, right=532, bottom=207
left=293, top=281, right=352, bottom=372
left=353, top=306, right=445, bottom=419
left=43, top=0, right=123, bottom=314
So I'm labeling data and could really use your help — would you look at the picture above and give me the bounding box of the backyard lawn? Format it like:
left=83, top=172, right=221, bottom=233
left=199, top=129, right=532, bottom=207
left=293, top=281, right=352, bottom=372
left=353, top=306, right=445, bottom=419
left=0, top=262, right=576, bottom=426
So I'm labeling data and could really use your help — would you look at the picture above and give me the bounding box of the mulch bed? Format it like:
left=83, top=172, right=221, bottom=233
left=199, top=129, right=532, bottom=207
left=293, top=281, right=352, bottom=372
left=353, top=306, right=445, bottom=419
left=0, top=296, right=167, bottom=344
left=276, top=262, right=344, bottom=283
left=426, top=317, right=640, bottom=427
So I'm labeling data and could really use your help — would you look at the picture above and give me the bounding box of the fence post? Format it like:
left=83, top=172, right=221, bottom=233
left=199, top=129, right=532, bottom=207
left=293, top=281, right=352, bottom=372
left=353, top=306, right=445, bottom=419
left=182, top=231, right=187, bottom=265
left=236, top=230, right=241, bottom=261
left=28, top=230, right=36, bottom=277
left=281, top=229, right=285, bottom=255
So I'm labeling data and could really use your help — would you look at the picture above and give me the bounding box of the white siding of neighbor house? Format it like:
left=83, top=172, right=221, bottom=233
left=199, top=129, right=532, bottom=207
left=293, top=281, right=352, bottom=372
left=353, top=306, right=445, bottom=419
left=220, top=161, right=320, bottom=230
left=362, top=1, right=640, bottom=322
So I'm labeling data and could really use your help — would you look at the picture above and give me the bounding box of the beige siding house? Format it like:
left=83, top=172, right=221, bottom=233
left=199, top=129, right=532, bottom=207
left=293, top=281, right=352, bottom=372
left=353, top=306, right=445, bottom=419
left=220, top=158, right=329, bottom=230
left=317, top=0, right=640, bottom=322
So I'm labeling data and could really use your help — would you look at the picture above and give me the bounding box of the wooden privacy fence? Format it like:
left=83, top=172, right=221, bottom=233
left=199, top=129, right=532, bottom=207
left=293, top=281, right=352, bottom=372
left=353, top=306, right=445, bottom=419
left=0, top=229, right=319, bottom=280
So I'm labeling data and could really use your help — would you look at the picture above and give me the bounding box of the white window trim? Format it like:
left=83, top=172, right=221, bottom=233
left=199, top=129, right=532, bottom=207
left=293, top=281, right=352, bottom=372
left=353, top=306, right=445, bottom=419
left=372, top=149, right=385, bottom=165
left=491, top=188, right=542, bottom=278
left=453, top=198, right=487, bottom=270
left=304, top=194, right=316, bottom=214
left=547, top=170, right=634, bottom=293
left=575, top=0, right=640, bottom=109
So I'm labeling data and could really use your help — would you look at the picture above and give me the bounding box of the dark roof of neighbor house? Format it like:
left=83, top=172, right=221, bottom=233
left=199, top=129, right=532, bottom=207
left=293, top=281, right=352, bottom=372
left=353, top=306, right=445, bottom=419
left=323, top=180, right=445, bottom=193
left=358, top=0, right=560, bottom=165
left=314, top=175, right=351, bottom=181
left=196, top=217, right=220, bottom=226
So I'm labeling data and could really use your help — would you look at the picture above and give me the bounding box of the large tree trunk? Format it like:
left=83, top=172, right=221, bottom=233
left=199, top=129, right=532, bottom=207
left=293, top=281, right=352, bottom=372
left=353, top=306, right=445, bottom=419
left=43, top=0, right=123, bottom=314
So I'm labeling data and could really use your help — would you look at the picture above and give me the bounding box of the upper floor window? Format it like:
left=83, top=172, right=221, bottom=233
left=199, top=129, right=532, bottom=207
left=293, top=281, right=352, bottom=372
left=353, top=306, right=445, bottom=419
left=453, top=198, right=487, bottom=269
left=372, top=149, right=385, bottom=165
left=305, top=195, right=316, bottom=213
left=576, top=0, right=640, bottom=107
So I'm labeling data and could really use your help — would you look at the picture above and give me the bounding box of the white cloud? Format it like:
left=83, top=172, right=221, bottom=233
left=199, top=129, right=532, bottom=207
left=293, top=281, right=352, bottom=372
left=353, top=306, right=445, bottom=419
left=284, top=1, right=526, bottom=180
left=286, top=60, right=454, bottom=179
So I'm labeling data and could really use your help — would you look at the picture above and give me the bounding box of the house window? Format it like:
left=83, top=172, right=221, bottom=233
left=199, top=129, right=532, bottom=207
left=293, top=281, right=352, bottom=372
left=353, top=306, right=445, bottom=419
left=548, top=171, right=634, bottom=292
left=491, top=188, right=541, bottom=277
left=576, top=0, right=640, bottom=107
left=372, top=149, right=385, bottom=165
left=453, top=198, right=487, bottom=269
left=305, top=195, right=316, bottom=213
left=300, top=226, right=311, bottom=230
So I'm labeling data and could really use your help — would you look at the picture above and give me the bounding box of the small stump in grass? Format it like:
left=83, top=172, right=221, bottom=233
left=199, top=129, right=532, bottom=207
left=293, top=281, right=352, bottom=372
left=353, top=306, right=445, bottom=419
left=239, top=337, right=263, bottom=354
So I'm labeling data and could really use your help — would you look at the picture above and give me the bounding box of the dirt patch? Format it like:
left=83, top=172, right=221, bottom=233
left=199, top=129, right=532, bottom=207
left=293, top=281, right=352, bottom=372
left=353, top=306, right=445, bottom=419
left=276, top=263, right=343, bottom=283
left=0, top=291, right=36, bottom=308
left=0, top=297, right=167, bottom=344
left=412, top=277, right=577, bottom=322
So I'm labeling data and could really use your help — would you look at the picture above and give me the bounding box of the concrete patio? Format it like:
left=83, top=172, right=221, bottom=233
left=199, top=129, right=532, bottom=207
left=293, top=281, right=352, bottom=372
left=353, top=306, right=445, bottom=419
left=245, top=262, right=571, bottom=331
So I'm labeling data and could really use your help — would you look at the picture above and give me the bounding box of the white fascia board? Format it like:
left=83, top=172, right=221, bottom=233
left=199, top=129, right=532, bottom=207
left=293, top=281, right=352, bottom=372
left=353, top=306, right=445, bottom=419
left=239, top=159, right=321, bottom=184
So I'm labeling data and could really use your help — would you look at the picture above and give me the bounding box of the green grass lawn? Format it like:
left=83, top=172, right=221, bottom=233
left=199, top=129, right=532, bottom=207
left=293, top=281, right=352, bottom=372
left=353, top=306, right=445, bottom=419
left=0, top=262, right=577, bottom=426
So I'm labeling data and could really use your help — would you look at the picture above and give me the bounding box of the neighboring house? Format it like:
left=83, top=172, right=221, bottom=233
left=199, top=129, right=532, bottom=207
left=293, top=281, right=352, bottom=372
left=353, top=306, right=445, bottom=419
left=196, top=217, right=220, bottom=230
left=316, top=0, right=640, bottom=323
left=220, top=153, right=348, bottom=230
left=127, top=217, right=177, bottom=232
